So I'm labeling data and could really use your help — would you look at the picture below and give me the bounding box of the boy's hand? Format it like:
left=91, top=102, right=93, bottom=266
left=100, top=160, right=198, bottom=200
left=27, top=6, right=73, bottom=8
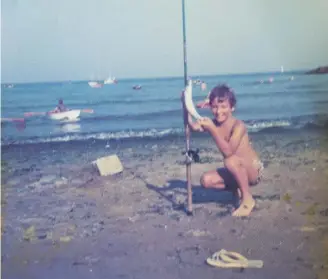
left=197, top=117, right=215, bottom=132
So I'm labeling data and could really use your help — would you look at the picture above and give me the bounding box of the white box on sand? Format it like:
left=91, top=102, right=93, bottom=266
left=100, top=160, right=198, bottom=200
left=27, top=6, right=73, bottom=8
left=94, top=155, right=124, bottom=176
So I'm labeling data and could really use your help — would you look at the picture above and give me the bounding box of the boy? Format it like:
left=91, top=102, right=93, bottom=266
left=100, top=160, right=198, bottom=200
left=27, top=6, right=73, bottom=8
left=183, top=84, right=263, bottom=217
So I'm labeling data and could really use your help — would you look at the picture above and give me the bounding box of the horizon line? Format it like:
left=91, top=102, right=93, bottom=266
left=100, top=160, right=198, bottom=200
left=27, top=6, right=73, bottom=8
left=0, top=67, right=318, bottom=85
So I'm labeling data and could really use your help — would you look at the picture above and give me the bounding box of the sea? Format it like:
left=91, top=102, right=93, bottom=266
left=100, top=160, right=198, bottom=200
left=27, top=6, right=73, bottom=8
left=1, top=71, right=328, bottom=147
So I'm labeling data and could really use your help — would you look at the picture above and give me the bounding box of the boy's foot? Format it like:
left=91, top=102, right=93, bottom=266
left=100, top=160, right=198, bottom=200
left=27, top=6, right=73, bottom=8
left=232, top=197, right=255, bottom=217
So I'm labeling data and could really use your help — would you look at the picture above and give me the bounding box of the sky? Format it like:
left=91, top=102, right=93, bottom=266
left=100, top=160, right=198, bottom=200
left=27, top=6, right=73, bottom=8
left=1, top=0, right=328, bottom=83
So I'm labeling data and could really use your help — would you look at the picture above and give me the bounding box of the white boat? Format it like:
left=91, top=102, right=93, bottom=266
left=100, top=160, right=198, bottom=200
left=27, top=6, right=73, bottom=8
left=88, top=81, right=103, bottom=88
left=104, top=76, right=117, bottom=84
left=48, top=110, right=81, bottom=121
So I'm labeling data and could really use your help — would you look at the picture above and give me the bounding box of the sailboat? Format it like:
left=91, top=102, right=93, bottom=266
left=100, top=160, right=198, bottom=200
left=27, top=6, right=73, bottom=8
left=104, top=75, right=117, bottom=84
left=280, top=65, right=284, bottom=73
left=88, top=81, right=103, bottom=88
left=88, top=72, right=103, bottom=88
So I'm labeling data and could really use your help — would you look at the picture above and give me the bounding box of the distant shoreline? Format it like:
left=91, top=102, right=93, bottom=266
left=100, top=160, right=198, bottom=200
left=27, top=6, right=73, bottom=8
left=305, top=66, right=328, bottom=75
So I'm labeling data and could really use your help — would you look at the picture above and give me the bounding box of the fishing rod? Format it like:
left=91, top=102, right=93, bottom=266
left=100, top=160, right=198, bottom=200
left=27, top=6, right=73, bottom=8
left=181, top=0, right=193, bottom=215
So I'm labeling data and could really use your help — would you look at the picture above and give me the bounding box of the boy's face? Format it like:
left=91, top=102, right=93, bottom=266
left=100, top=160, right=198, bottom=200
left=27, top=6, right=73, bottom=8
left=210, top=97, right=234, bottom=123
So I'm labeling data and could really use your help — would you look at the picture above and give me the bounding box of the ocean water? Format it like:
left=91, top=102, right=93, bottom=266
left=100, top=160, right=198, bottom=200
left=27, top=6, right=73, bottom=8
left=1, top=71, right=328, bottom=146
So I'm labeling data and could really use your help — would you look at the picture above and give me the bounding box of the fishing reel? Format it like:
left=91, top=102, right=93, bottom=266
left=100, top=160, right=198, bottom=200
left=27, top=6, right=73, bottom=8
left=182, top=148, right=200, bottom=164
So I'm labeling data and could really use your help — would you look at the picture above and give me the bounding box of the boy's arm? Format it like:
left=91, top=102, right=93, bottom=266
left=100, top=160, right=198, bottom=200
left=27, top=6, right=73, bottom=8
left=209, top=121, right=246, bottom=158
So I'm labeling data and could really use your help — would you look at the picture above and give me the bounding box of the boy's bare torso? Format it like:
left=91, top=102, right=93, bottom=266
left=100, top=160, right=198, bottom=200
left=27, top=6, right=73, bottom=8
left=213, top=117, right=259, bottom=162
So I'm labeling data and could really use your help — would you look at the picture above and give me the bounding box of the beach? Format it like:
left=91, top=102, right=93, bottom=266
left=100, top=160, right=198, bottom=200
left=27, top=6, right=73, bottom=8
left=2, top=0, right=328, bottom=277
left=2, top=127, right=328, bottom=279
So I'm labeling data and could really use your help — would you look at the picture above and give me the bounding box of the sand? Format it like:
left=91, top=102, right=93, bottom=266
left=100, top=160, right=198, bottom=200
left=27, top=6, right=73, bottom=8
left=1, top=129, right=328, bottom=279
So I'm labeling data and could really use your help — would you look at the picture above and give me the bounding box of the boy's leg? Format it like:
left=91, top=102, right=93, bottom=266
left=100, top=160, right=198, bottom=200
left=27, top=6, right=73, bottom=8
left=200, top=168, right=240, bottom=207
left=200, top=168, right=237, bottom=190
left=224, top=155, right=257, bottom=217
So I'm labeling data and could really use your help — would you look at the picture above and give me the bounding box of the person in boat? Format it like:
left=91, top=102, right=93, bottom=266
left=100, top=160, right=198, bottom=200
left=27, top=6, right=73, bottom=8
left=52, top=99, right=69, bottom=113
left=183, top=84, right=263, bottom=217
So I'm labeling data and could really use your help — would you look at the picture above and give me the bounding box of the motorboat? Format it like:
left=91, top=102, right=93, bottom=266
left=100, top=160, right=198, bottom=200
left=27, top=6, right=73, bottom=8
left=48, top=109, right=81, bottom=121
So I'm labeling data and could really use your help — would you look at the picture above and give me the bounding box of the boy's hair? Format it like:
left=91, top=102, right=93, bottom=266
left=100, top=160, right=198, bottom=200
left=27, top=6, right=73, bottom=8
left=209, top=84, right=237, bottom=108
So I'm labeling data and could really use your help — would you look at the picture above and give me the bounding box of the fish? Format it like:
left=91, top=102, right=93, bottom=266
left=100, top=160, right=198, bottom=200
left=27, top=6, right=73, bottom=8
left=184, top=79, right=203, bottom=120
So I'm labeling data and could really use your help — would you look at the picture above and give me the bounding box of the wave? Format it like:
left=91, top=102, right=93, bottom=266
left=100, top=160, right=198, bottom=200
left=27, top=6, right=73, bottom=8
left=25, top=102, right=328, bottom=125
left=2, top=115, right=328, bottom=146
left=3, top=87, right=328, bottom=111
left=287, top=83, right=328, bottom=90
left=1, top=128, right=183, bottom=146
left=1, top=97, right=181, bottom=111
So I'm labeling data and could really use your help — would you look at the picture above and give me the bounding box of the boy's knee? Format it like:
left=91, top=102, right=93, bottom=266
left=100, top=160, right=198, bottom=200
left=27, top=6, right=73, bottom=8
left=200, top=173, right=211, bottom=188
left=224, top=155, right=241, bottom=171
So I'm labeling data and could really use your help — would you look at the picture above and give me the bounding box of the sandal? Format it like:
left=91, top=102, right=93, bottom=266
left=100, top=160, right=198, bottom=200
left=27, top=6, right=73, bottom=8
left=206, top=249, right=263, bottom=268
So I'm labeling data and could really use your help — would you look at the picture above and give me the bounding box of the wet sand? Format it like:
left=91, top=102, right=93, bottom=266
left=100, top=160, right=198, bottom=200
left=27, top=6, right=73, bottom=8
left=1, top=129, right=328, bottom=279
